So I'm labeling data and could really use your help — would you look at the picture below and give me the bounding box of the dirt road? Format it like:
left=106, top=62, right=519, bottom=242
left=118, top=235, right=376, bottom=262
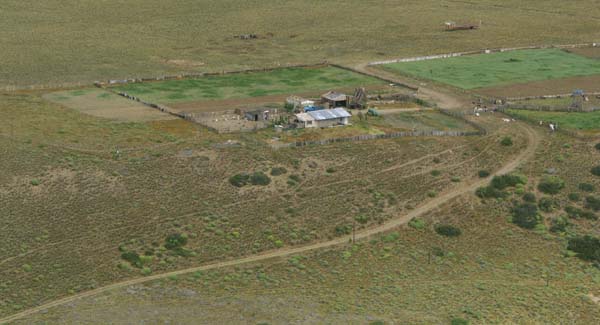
left=0, top=120, right=540, bottom=324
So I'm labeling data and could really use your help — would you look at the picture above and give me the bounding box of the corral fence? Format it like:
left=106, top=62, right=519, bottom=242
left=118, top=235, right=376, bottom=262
left=271, top=129, right=483, bottom=149
left=328, top=64, right=419, bottom=91
left=438, top=108, right=488, bottom=135
left=504, top=91, right=600, bottom=102
left=500, top=104, right=600, bottom=112
left=367, top=42, right=599, bottom=66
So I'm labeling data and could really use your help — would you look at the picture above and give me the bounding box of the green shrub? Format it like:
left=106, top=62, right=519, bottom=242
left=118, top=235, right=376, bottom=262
left=289, top=174, right=301, bottom=183
left=408, top=218, right=426, bottom=230
left=500, top=137, right=513, bottom=146
left=30, top=179, right=41, bottom=186
left=354, top=214, right=369, bottom=224
left=451, top=176, right=461, bottom=183
left=567, top=235, right=600, bottom=262
left=250, top=172, right=271, bottom=186
left=121, top=251, right=143, bottom=268
left=564, top=206, right=598, bottom=220
left=270, top=167, right=287, bottom=176
left=522, top=192, right=536, bottom=203
left=431, top=170, right=441, bottom=177
left=326, top=167, right=337, bottom=173
left=478, top=170, right=490, bottom=178
left=435, top=224, right=462, bottom=237
left=165, top=233, right=188, bottom=250
left=451, top=318, right=470, bottom=325
left=550, top=217, right=569, bottom=233
left=229, top=173, right=249, bottom=187
left=491, top=174, right=527, bottom=190
left=427, top=191, right=437, bottom=198
left=335, top=224, right=352, bottom=235
left=141, top=267, right=152, bottom=276
left=537, top=176, right=565, bottom=195
left=591, top=166, right=600, bottom=176
left=568, top=193, right=580, bottom=202
left=579, top=183, right=595, bottom=192
left=585, top=196, right=600, bottom=211
left=512, top=203, right=540, bottom=229
left=538, top=197, right=556, bottom=212
left=475, top=186, right=506, bottom=199
left=595, top=143, right=600, bottom=151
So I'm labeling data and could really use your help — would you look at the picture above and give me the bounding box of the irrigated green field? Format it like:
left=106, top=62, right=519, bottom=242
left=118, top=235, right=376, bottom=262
left=380, top=49, right=600, bottom=89
left=507, top=109, right=600, bottom=135
left=112, top=66, right=384, bottom=104
left=3, top=0, right=600, bottom=88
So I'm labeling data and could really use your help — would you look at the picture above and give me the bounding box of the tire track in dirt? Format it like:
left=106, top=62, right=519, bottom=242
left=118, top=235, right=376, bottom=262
left=0, top=121, right=540, bottom=324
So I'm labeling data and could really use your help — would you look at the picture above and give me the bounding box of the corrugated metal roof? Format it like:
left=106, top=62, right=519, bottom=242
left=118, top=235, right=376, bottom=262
left=321, top=91, right=347, bottom=101
left=296, top=113, right=315, bottom=122
left=308, top=108, right=351, bottom=121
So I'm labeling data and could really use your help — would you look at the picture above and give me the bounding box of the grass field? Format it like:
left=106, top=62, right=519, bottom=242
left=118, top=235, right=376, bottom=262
left=112, top=66, right=384, bottom=104
left=42, top=88, right=174, bottom=122
left=380, top=49, right=600, bottom=89
left=3, top=1, right=600, bottom=88
left=508, top=109, right=600, bottom=133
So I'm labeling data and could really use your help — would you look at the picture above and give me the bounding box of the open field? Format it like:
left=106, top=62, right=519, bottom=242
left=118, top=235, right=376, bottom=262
left=4, top=1, right=600, bottom=88
left=567, top=47, right=600, bottom=59
left=0, top=92, right=526, bottom=319
left=378, top=49, right=600, bottom=90
left=111, top=66, right=385, bottom=105
left=42, top=88, right=175, bottom=122
left=478, top=75, right=600, bottom=98
left=507, top=109, right=600, bottom=135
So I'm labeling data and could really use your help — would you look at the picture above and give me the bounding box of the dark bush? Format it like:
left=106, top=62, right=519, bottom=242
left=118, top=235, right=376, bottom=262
left=270, top=167, right=287, bottom=176
left=435, top=224, right=462, bottom=237
left=550, top=217, right=569, bottom=233
left=592, top=166, right=600, bottom=176
left=579, top=183, right=595, bottom=192
left=250, top=172, right=271, bottom=186
left=538, top=197, right=556, bottom=212
left=491, top=174, right=527, bottom=190
left=585, top=196, right=600, bottom=211
left=568, top=193, right=581, bottom=202
left=478, top=170, right=490, bottom=178
left=229, top=173, right=249, bottom=187
left=476, top=186, right=506, bottom=199
left=165, top=233, right=188, bottom=250
left=431, top=170, right=441, bottom=177
left=537, top=176, right=565, bottom=195
left=335, top=224, right=352, bottom=235
left=522, top=192, right=536, bottom=203
left=564, top=206, right=598, bottom=220
left=326, top=167, right=337, bottom=173
left=500, top=137, right=513, bottom=146
left=121, top=251, right=143, bottom=268
left=595, top=143, right=600, bottom=151
left=288, top=174, right=301, bottom=183
left=451, top=318, right=470, bottom=325
left=567, top=235, right=600, bottom=262
left=512, top=203, right=540, bottom=229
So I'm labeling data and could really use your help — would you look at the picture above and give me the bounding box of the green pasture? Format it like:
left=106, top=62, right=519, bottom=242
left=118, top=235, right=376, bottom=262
left=380, top=49, right=600, bottom=89
left=507, top=109, right=600, bottom=131
left=113, top=66, right=384, bottom=104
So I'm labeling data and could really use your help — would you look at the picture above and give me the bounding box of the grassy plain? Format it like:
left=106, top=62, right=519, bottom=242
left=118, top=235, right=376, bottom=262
left=380, top=49, right=600, bottom=89
left=507, top=109, right=600, bottom=134
left=3, top=0, right=600, bottom=88
left=112, top=66, right=384, bottom=104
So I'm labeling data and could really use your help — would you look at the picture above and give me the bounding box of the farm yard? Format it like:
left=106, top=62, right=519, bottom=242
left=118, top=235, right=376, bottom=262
left=4, top=0, right=600, bottom=323
left=378, top=49, right=600, bottom=90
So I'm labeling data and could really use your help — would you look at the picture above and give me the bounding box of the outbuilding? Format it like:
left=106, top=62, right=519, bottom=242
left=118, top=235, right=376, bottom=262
left=295, top=107, right=351, bottom=128
left=321, top=91, right=348, bottom=108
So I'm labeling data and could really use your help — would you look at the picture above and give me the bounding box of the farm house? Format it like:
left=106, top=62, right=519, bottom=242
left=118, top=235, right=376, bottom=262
left=295, top=107, right=351, bottom=128
left=321, top=91, right=349, bottom=108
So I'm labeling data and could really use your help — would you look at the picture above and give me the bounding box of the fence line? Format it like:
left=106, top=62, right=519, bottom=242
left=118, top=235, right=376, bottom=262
left=271, top=129, right=483, bottom=149
left=328, top=64, right=419, bottom=91
left=437, top=109, right=488, bottom=135
left=368, top=42, right=598, bottom=66
left=504, top=91, right=600, bottom=101
left=500, top=104, right=600, bottom=112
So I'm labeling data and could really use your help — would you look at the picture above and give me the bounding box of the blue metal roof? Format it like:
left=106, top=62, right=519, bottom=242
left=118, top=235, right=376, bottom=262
left=307, top=108, right=351, bottom=121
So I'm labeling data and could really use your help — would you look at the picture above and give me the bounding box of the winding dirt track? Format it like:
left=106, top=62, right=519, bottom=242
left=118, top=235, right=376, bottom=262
left=0, top=120, right=540, bottom=324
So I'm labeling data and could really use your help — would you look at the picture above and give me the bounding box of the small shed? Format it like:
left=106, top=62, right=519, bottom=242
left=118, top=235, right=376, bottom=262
left=245, top=109, right=271, bottom=121
left=321, top=91, right=348, bottom=108
left=295, top=107, right=351, bottom=128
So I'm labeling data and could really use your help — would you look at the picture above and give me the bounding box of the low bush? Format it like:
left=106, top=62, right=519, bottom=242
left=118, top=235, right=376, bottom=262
left=478, top=170, right=490, bottom=178
left=591, top=166, right=600, bottom=176
left=567, top=235, right=600, bottom=262
left=595, top=143, right=600, bottom=151
left=491, top=174, right=527, bottom=190
left=288, top=174, right=301, bottom=183
left=326, top=167, right=337, bottom=173
left=270, top=167, right=287, bottom=176
left=500, top=136, right=513, bottom=146
left=354, top=214, right=369, bottom=224
left=435, top=224, right=462, bottom=237
left=229, top=173, right=249, bottom=187
left=476, top=186, right=506, bottom=199
left=522, top=192, right=536, bottom=203
left=451, top=318, right=470, bottom=325
left=250, top=172, right=271, bottom=186
left=550, top=217, right=569, bottom=233
left=431, top=170, right=441, bottom=177
left=538, top=197, right=557, bottom=212
left=30, top=179, right=41, bottom=186
left=408, top=218, right=426, bottom=230
left=121, top=251, right=143, bottom=268
left=568, top=193, right=581, bottom=202
left=585, top=196, right=600, bottom=211
left=564, top=206, right=598, bottom=220
left=579, top=183, right=595, bottom=192
left=537, top=176, right=565, bottom=195
left=335, top=224, right=352, bottom=235
left=164, top=233, right=188, bottom=250
left=512, top=203, right=540, bottom=229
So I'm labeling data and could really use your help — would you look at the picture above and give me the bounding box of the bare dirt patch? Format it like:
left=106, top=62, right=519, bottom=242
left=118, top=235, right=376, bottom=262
left=42, top=89, right=175, bottom=122
left=567, top=47, right=600, bottom=60
left=476, top=75, right=600, bottom=98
